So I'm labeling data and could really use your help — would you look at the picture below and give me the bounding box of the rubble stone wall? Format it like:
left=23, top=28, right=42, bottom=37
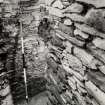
left=41, top=0, right=105, bottom=105
left=1, top=0, right=105, bottom=105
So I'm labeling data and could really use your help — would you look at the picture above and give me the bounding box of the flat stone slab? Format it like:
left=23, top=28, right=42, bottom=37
left=76, top=0, right=105, bottom=8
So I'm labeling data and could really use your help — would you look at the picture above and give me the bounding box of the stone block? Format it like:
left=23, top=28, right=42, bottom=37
left=93, top=38, right=105, bottom=50
left=75, top=23, right=105, bottom=39
left=76, top=0, right=105, bottom=8
left=74, top=28, right=89, bottom=39
left=64, top=19, right=72, bottom=25
left=52, top=0, right=64, bottom=9
left=85, top=9, right=105, bottom=33
left=74, top=47, right=94, bottom=67
left=63, top=3, right=83, bottom=13
left=64, top=13, right=85, bottom=23
left=85, top=81, right=105, bottom=105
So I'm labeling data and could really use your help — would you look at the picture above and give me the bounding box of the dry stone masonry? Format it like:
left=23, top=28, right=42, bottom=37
left=0, top=0, right=105, bottom=105
left=37, top=0, right=105, bottom=105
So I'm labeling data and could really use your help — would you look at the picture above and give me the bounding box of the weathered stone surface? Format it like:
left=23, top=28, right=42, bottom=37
left=50, top=35, right=64, bottom=47
left=74, top=28, right=89, bottom=39
left=85, top=81, right=105, bottom=105
left=56, top=29, right=85, bottom=47
left=64, top=19, right=72, bottom=25
left=0, top=62, right=4, bottom=71
left=87, top=70, right=105, bottom=93
left=98, top=65, right=105, bottom=75
left=93, top=38, right=105, bottom=50
left=24, top=36, right=48, bottom=77
left=1, top=94, right=13, bottom=105
left=58, top=22, right=73, bottom=35
left=63, top=41, right=73, bottom=53
left=45, top=0, right=55, bottom=6
left=62, top=64, right=84, bottom=81
left=85, top=9, right=105, bottom=33
left=25, top=4, right=43, bottom=11
left=46, top=6, right=63, bottom=17
left=75, top=23, right=105, bottom=38
left=52, top=0, right=64, bottom=9
left=0, top=85, right=10, bottom=96
left=74, top=47, right=95, bottom=68
left=76, top=0, right=105, bottom=8
left=87, top=45, right=105, bottom=64
left=64, top=13, right=85, bottom=22
left=63, top=54, right=83, bottom=72
left=63, top=3, right=83, bottom=13
left=62, top=1, right=70, bottom=7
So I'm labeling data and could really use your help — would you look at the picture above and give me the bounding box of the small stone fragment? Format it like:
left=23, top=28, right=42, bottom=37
left=52, top=0, right=64, bottom=9
left=74, top=28, right=89, bottom=39
left=63, top=41, right=73, bottom=53
left=1, top=94, right=14, bottom=105
left=58, top=22, right=73, bottom=35
left=63, top=3, right=83, bottom=13
left=64, top=19, right=72, bottom=25
left=68, top=78, right=77, bottom=90
left=56, top=29, right=85, bottom=47
left=32, top=12, right=41, bottom=20
left=62, top=1, right=70, bottom=7
left=0, top=85, right=10, bottom=96
left=85, top=81, right=105, bottom=105
left=0, top=0, right=3, bottom=2
left=93, top=38, right=105, bottom=50
left=98, top=65, right=105, bottom=75
left=66, top=54, right=83, bottom=72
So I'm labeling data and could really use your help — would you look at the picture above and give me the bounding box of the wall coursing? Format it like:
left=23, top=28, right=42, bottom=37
left=38, top=0, right=105, bottom=105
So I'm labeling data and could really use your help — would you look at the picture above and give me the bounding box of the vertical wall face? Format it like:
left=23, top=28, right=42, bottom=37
left=0, top=19, right=14, bottom=105
left=37, top=0, right=105, bottom=105
left=0, top=1, right=18, bottom=105
left=1, top=0, right=105, bottom=105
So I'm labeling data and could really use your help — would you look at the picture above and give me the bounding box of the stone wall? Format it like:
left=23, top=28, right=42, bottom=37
left=38, top=0, right=105, bottom=105
left=1, top=0, right=105, bottom=105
